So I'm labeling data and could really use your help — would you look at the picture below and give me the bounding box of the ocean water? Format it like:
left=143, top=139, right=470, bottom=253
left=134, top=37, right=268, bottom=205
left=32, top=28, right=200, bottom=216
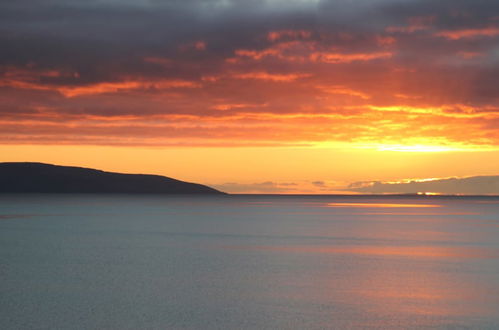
left=1, top=195, right=498, bottom=329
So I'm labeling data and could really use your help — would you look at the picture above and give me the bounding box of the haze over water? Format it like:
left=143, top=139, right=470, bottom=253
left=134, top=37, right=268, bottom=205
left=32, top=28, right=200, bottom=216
left=1, top=195, right=499, bottom=329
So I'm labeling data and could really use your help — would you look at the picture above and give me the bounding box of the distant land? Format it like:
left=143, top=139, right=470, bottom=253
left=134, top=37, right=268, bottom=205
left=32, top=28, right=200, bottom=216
left=0, top=162, right=224, bottom=194
left=348, top=176, right=499, bottom=195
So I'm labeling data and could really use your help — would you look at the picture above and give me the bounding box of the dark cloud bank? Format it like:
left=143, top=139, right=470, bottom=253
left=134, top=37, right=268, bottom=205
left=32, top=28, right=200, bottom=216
left=2, top=0, right=499, bottom=96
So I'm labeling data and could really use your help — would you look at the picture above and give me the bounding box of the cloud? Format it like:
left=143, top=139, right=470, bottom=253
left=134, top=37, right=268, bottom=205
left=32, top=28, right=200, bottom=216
left=316, top=85, right=371, bottom=99
left=1, top=0, right=499, bottom=147
left=348, top=176, right=499, bottom=195
left=213, top=180, right=346, bottom=193
left=309, top=51, right=393, bottom=64
left=232, top=71, right=310, bottom=82
left=231, top=41, right=393, bottom=64
left=434, top=27, right=499, bottom=40
left=267, top=30, right=312, bottom=42
left=212, top=181, right=298, bottom=193
left=385, top=15, right=436, bottom=34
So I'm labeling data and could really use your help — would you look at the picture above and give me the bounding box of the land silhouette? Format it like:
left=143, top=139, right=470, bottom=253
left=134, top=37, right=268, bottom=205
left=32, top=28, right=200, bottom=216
left=349, top=176, right=499, bottom=195
left=0, top=162, right=223, bottom=194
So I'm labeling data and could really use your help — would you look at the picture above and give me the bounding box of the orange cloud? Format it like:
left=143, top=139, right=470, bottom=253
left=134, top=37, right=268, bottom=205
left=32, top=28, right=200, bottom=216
left=0, top=66, right=70, bottom=93
left=435, top=26, right=499, bottom=40
left=233, top=71, right=311, bottom=82
left=0, top=78, right=52, bottom=93
left=59, top=81, right=144, bottom=97
left=233, top=48, right=283, bottom=61
left=0, top=71, right=200, bottom=97
left=2, top=100, right=498, bottom=150
left=317, top=85, right=371, bottom=99
left=63, top=79, right=198, bottom=97
left=232, top=41, right=393, bottom=64
left=309, top=51, right=393, bottom=63
left=210, top=103, right=267, bottom=111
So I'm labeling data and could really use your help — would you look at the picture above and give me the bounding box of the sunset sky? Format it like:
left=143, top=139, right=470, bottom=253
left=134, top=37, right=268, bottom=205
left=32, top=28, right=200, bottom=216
left=2, top=0, right=499, bottom=193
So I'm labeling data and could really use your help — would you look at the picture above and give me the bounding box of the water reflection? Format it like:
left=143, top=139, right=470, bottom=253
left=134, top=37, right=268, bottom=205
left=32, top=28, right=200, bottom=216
left=223, top=244, right=499, bottom=259
left=1, top=195, right=498, bottom=329
left=327, top=202, right=441, bottom=208
left=220, top=197, right=499, bottom=327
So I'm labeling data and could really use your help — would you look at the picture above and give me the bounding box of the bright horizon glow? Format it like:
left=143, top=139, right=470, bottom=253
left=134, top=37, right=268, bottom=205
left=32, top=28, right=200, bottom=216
left=2, top=144, right=499, bottom=194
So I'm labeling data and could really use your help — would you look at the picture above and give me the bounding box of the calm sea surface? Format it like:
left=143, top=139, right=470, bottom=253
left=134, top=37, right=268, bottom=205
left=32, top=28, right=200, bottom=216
left=1, top=195, right=498, bottom=329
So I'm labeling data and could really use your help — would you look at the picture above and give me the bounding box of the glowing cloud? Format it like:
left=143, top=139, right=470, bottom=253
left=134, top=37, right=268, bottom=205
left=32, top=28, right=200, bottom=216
left=435, top=27, right=499, bottom=40
left=233, top=72, right=311, bottom=82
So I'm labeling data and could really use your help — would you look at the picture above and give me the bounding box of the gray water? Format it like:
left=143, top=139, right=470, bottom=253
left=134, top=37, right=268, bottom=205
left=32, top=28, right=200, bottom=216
left=1, top=195, right=498, bottom=329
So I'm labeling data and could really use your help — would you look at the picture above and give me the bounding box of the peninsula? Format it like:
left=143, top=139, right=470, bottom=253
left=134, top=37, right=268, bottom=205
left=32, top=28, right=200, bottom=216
left=0, top=162, right=224, bottom=194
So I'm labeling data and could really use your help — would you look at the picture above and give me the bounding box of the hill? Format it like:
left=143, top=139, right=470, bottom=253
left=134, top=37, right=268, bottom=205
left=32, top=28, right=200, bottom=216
left=0, top=162, right=224, bottom=194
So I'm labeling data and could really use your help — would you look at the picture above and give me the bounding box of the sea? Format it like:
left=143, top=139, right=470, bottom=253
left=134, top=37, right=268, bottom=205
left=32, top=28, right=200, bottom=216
left=1, top=194, right=498, bottom=329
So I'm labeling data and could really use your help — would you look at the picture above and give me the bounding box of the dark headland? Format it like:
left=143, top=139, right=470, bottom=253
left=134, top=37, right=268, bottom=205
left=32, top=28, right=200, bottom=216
left=0, top=162, right=224, bottom=194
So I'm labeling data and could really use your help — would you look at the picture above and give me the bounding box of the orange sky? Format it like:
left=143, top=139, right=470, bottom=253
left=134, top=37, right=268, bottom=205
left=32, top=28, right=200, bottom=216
left=2, top=0, right=499, bottom=193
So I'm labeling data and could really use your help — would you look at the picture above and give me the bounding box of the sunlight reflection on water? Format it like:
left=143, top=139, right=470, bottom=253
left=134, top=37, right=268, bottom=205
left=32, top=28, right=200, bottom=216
left=327, top=202, right=441, bottom=208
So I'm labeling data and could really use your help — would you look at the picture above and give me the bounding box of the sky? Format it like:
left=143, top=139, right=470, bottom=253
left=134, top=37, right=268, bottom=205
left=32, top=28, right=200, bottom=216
left=1, top=0, right=499, bottom=193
